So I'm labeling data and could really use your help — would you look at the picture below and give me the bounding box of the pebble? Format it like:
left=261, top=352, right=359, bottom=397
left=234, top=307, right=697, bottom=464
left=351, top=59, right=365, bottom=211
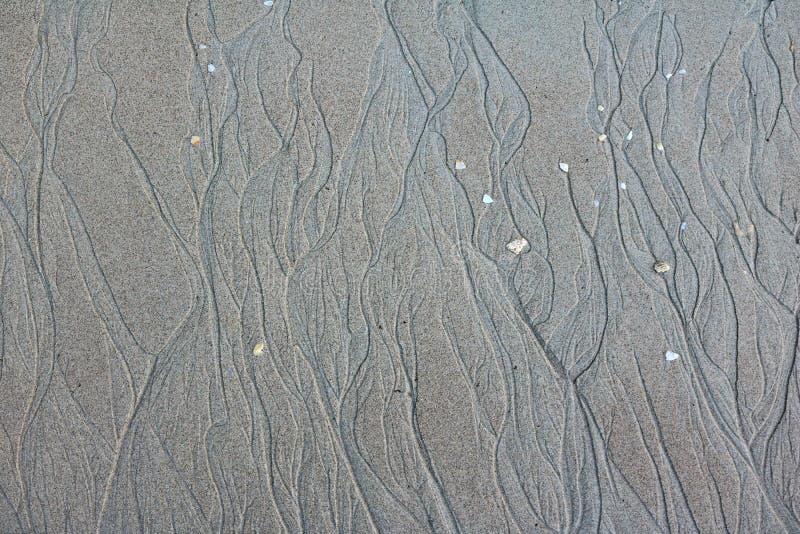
left=654, top=261, right=670, bottom=273
left=506, top=238, right=529, bottom=255
left=208, top=64, right=216, bottom=73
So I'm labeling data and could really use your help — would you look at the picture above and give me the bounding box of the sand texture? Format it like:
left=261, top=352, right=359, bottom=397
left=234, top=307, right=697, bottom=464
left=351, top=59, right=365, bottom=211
left=1, top=0, right=800, bottom=532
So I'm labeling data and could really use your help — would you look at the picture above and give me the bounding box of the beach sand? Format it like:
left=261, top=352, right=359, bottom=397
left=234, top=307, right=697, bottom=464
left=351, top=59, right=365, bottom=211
left=1, top=0, right=799, bottom=531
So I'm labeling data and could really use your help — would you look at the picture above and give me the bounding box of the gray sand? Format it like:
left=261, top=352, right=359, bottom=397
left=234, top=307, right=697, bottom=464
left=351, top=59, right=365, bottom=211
left=1, top=0, right=800, bottom=532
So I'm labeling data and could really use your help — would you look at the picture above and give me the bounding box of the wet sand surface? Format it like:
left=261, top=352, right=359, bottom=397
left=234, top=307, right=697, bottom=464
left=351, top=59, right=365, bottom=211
left=1, top=0, right=800, bottom=532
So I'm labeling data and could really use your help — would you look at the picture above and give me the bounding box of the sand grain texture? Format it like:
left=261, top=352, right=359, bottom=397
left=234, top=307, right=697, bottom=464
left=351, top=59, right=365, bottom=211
left=1, top=0, right=800, bottom=532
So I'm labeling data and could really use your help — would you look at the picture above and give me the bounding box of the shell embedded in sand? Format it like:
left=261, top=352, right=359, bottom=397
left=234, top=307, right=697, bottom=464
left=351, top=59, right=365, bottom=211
left=252, top=342, right=265, bottom=356
left=190, top=135, right=200, bottom=146
left=455, top=160, right=466, bottom=170
left=506, top=238, right=529, bottom=255
left=654, top=261, right=670, bottom=273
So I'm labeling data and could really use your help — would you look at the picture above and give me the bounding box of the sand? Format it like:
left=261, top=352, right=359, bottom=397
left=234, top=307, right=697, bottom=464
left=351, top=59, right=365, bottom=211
left=1, top=0, right=799, bottom=532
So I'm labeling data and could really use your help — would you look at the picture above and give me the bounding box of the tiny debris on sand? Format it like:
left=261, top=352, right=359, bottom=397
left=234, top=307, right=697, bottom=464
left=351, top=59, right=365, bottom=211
left=559, top=162, right=569, bottom=173
left=598, top=134, right=607, bottom=142
left=506, top=238, right=529, bottom=255
left=656, top=142, right=664, bottom=151
left=665, top=351, right=680, bottom=361
left=190, top=135, right=200, bottom=146
left=455, top=160, right=466, bottom=170
left=207, top=64, right=216, bottom=73
left=482, top=194, right=493, bottom=204
left=252, top=342, right=265, bottom=356
left=654, top=261, right=670, bottom=273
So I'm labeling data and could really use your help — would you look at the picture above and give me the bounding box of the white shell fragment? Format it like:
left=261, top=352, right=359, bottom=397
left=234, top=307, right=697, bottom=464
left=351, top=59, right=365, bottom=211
left=455, top=160, right=466, bottom=170
left=665, top=350, right=680, bottom=361
left=593, top=199, right=600, bottom=207
left=678, top=68, right=687, bottom=75
left=252, top=342, right=265, bottom=356
left=665, top=72, right=673, bottom=79
left=597, top=105, right=605, bottom=112
left=656, top=142, right=664, bottom=151
left=598, top=134, right=608, bottom=142
left=198, top=43, right=207, bottom=49
left=506, top=238, right=529, bottom=255
left=680, top=221, right=687, bottom=231
left=482, top=194, right=493, bottom=204
left=559, top=162, right=569, bottom=173
left=619, top=182, right=627, bottom=190
left=626, top=130, right=633, bottom=141
left=264, top=0, right=273, bottom=5
left=654, top=261, right=670, bottom=273
left=207, top=63, right=216, bottom=73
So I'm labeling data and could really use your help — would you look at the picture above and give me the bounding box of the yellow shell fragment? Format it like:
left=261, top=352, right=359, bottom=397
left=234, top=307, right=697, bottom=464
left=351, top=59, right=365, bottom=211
left=252, top=342, right=265, bottom=356
left=654, top=261, right=670, bottom=273
left=190, top=135, right=200, bottom=146
left=656, top=142, right=664, bottom=151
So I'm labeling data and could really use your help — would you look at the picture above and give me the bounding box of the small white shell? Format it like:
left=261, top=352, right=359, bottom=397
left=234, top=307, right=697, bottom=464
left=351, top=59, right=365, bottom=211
left=619, top=182, right=627, bottom=190
left=678, top=68, right=687, bottom=75
left=198, top=44, right=207, bottom=49
left=656, top=142, right=664, bottom=151
left=253, top=342, right=265, bottom=356
left=593, top=199, right=600, bottom=207
left=455, top=160, right=466, bottom=170
left=597, top=105, right=605, bottom=112
left=665, top=72, right=673, bottom=79
left=598, top=134, right=608, bottom=142
left=559, top=162, right=569, bottom=173
left=680, top=221, right=687, bottom=231
left=654, top=261, right=670, bottom=273
left=665, top=350, right=680, bottom=361
left=264, top=0, right=273, bottom=5
left=207, top=63, right=216, bottom=73
left=626, top=130, right=633, bottom=141
left=482, top=194, right=493, bottom=204
left=506, top=238, right=529, bottom=255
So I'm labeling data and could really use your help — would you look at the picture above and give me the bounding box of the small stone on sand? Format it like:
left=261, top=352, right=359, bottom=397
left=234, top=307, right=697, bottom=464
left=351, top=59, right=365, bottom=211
left=190, top=135, right=200, bottom=146
left=656, top=142, right=664, bottom=151
left=253, top=342, right=265, bottom=356
left=208, top=64, right=216, bottom=73
left=506, top=238, right=529, bottom=255
left=654, top=261, right=670, bottom=273
left=559, top=162, right=569, bottom=173
left=598, top=134, right=608, bottom=142
left=455, top=160, right=466, bottom=170
left=597, top=105, right=605, bottom=112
